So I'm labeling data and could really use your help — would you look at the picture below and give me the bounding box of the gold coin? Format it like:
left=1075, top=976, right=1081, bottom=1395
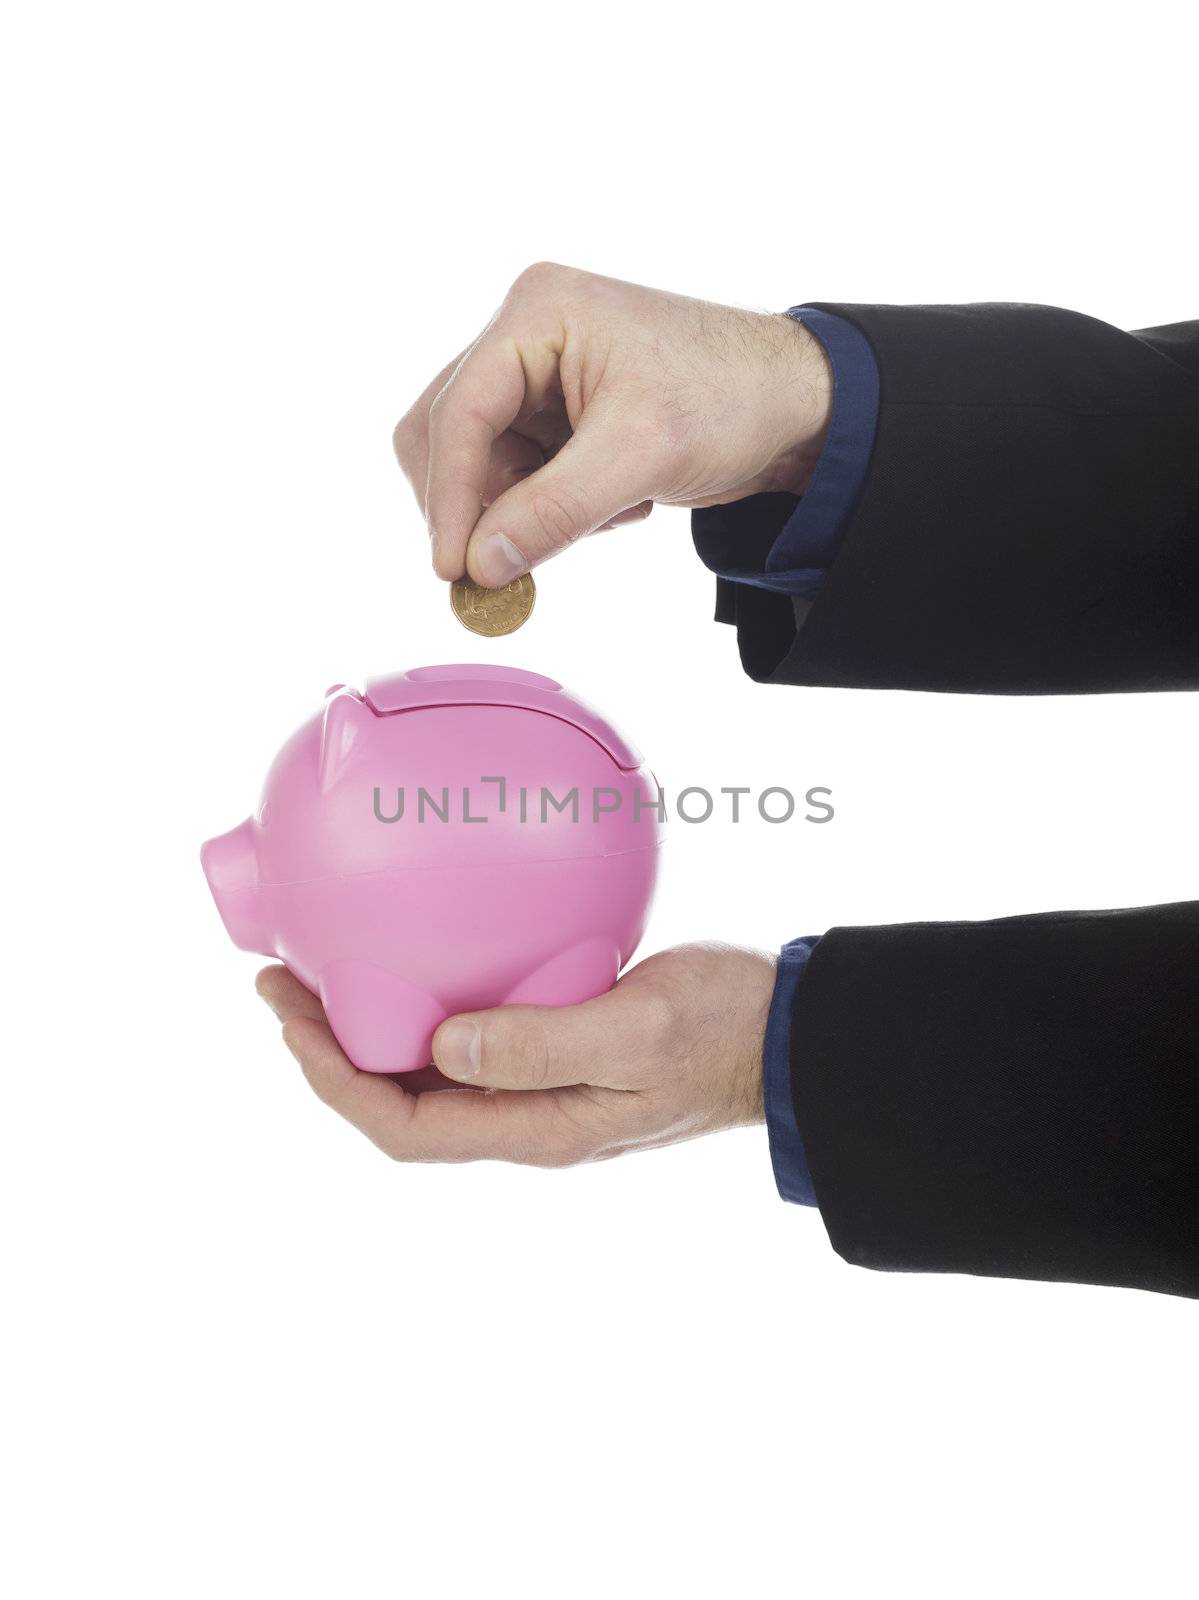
left=449, top=572, right=536, bottom=636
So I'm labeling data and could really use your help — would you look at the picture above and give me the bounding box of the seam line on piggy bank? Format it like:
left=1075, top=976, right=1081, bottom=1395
left=359, top=666, right=643, bottom=771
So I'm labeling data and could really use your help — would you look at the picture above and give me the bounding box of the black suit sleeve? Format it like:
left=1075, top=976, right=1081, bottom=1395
left=790, top=901, right=1199, bottom=1297
left=715, top=304, right=1199, bottom=693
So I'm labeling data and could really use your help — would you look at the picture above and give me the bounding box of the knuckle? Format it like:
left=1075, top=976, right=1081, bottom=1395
left=513, top=260, right=565, bottom=293
left=539, top=1150, right=578, bottom=1171
left=547, top=1100, right=605, bottom=1168
left=530, top=488, right=585, bottom=547
left=497, top=1129, right=543, bottom=1167
left=426, top=386, right=449, bottom=427
left=537, top=1133, right=593, bottom=1170
left=637, top=987, right=678, bottom=1057
left=527, top=1026, right=562, bottom=1092
left=391, top=410, right=420, bottom=461
left=489, top=1021, right=553, bottom=1090
left=520, top=1046, right=552, bottom=1092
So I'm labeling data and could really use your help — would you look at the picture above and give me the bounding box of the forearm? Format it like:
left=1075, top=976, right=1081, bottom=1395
left=700, top=303, right=1199, bottom=693
left=775, top=900, right=1199, bottom=1297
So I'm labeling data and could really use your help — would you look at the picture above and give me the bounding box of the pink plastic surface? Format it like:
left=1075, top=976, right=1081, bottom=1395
left=202, top=665, right=661, bottom=1072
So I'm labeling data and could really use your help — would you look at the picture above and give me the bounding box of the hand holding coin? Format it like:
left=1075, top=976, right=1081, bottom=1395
left=449, top=572, right=537, bottom=637
left=392, top=266, right=830, bottom=588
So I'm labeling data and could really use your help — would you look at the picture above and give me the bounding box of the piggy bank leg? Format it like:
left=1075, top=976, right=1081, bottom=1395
left=318, top=960, right=446, bottom=1074
left=502, top=938, right=620, bottom=1008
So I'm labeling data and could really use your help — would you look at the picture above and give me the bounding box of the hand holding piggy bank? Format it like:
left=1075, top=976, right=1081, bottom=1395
left=202, top=665, right=661, bottom=1073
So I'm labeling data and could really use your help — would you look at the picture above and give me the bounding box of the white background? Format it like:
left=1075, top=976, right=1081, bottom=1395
left=3, top=2, right=1196, bottom=1595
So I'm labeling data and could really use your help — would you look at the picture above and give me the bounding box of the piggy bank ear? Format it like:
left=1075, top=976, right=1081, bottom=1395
left=319, top=691, right=373, bottom=793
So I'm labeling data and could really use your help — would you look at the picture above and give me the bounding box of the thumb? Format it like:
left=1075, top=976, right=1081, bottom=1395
left=433, top=989, right=641, bottom=1091
left=465, top=413, right=660, bottom=586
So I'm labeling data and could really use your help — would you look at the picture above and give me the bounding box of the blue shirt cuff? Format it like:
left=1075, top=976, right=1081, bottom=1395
left=763, top=935, right=822, bottom=1206
left=692, top=307, right=880, bottom=595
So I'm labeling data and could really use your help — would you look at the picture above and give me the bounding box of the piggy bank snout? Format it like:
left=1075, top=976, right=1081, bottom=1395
left=201, top=818, right=273, bottom=956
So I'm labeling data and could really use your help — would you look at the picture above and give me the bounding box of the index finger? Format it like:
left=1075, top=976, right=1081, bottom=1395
left=391, top=345, right=469, bottom=517
left=424, top=336, right=530, bottom=580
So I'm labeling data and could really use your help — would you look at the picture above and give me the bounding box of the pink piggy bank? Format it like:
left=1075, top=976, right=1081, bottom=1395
left=201, top=664, right=661, bottom=1072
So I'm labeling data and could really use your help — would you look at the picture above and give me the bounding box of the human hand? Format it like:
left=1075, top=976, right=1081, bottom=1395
left=393, top=264, right=831, bottom=586
left=256, top=944, right=776, bottom=1166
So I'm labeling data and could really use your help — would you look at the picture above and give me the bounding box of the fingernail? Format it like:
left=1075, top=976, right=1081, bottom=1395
left=474, top=532, right=527, bottom=586
left=438, top=1018, right=481, bottom=1079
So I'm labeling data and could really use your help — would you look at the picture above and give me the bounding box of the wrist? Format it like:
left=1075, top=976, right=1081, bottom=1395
left=770, top=314, right=832, bottom=496
left=732, top=948, right=775, bottom=1126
